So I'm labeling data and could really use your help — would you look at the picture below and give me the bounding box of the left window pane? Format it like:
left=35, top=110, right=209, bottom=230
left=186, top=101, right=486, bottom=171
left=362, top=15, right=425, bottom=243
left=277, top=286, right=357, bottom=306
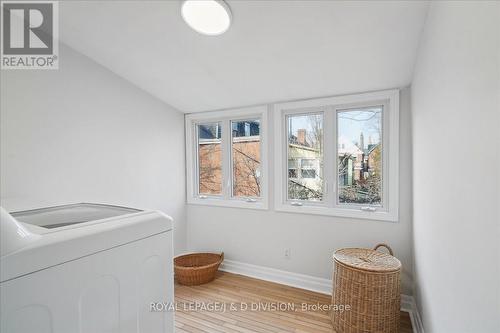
left=197, top=122, right=222, bottom=195
left=287, top=113, right=324, bottom=201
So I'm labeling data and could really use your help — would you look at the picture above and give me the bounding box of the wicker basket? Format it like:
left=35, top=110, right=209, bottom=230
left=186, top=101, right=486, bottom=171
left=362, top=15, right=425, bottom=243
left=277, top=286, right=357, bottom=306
left=174, top=252, right=224, bottom=286
left=331, top=244, right=401, bottom=333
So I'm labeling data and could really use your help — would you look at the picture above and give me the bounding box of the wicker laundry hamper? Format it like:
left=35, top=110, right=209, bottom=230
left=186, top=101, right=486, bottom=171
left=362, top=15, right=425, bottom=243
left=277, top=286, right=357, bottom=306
left=331, top=244, right=401, bottom=333
left=174, top=252, right=224, bottom=286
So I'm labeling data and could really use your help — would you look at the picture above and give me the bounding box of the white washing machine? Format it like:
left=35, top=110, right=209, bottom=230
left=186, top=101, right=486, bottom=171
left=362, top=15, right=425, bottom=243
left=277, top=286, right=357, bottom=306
left=0, top=203, right=174, bottom=333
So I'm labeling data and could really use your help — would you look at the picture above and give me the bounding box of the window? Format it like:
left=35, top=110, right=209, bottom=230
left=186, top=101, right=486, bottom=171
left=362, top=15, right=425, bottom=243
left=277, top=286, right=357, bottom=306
left=231, top=119, right=261, bottom=198
left=300, top=159, right=318, bottom=179
left=197, top=122, right=222, bottom=195
left=301, top=168, right=316, bottom=179
left=287, top=114, right=324, bottom=201
left=274, top=90, right=399, bottom=221
left=186, top=90, right=398, bottom=220
left=337, top=106, right=382, bottom=206
left=186, top=106, right=268, bottom=209
left=288, top=159, right=298, bottom=179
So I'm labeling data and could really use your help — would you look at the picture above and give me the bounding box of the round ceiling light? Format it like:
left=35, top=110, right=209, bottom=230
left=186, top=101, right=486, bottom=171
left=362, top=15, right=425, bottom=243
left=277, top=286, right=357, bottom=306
left=181, top=0, right=232, bottom=36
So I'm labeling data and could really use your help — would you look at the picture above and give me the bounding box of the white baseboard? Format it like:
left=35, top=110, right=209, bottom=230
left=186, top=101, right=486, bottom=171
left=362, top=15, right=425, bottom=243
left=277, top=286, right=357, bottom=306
left=220, top=259, right=424, bottom=333
left=221, top=259, right=332, bottom=295
left=404, top=296, right=425, bottom=333
left=401, top=294, right=414, bottom=312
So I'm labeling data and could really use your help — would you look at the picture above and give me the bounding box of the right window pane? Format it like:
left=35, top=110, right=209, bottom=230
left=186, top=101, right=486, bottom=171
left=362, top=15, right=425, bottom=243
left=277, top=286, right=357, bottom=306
left=231, top=119, right=261, bottom=198
left=337, top=106, right=383, bottom=206
left=287, top=113, right=324, bottom=201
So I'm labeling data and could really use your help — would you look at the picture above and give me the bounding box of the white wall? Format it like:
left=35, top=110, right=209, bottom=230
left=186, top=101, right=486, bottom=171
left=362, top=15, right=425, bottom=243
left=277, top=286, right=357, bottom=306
left=411, top=2, right=500, bottom=332
left=187, top=87, right=414, bottom=294
left=0, top=44, right=187, bottom=254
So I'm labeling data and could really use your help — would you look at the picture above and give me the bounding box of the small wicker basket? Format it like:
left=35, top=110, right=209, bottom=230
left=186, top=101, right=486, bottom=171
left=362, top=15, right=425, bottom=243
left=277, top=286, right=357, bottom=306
left=332, top=244, right=401, bottom=333
left=174, top=252, right=224, bottom=286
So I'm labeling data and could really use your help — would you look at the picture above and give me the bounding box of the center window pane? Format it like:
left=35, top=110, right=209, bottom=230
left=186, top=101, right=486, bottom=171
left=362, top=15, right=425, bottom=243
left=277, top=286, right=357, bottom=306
left=337, top=106, right=383, bottom=205
left=287, top=114, right=323, bottom=201
left=231, top=119, right=261, bottom=198
left=198, top=122, right=222, bottom=195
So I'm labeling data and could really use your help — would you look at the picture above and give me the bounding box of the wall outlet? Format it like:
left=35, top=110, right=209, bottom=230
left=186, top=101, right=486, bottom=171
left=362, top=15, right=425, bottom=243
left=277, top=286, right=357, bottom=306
left=284, top=248, right=291, bottom=259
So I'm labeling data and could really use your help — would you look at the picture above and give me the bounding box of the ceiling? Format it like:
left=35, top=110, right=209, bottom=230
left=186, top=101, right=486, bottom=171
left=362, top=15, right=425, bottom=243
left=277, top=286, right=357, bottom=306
left=60, top=1, right=428, bottom=113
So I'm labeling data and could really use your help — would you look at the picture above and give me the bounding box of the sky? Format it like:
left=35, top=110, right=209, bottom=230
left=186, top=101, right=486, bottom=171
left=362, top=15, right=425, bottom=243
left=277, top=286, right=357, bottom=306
left=289, top=107, right=382, bottom=149
left=338, top=107, right=382, bottom=148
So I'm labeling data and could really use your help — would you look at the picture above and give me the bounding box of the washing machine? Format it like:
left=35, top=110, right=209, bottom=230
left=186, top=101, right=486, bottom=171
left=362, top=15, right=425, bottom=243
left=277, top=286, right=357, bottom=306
left=0, top=203, right=174, bottom=333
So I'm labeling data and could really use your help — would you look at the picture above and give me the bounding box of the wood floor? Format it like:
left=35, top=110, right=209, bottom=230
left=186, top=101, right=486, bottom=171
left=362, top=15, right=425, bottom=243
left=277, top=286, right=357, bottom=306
left=174, top=271, right=413, bottom=333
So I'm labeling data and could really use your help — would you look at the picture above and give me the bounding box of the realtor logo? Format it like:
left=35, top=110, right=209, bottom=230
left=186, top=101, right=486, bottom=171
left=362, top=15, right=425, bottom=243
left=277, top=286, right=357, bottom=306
left=1, top=1, right=59, bottom=69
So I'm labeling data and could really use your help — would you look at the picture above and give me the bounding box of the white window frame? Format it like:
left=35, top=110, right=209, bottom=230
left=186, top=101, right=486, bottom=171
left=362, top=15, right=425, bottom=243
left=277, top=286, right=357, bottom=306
left=186, top=106, right=268, bottom=210
left=273, top=89, right=399, bottom=222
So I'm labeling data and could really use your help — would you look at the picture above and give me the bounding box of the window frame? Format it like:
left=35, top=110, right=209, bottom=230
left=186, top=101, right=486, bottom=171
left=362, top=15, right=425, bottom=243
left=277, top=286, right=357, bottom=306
left=186, top=106, right=269, bottom=210
left=273, top=90, right=399, bottom=222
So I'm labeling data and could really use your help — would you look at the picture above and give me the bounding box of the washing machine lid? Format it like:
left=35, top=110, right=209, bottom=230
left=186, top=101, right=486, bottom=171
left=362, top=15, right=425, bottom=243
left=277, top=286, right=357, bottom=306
left=11, top=203, right=141, bottom=229
left=0, top=203, right=173, bottom=282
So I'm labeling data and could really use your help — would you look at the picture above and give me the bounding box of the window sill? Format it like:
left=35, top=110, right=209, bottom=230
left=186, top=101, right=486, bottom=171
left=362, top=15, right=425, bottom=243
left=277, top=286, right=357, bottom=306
left=187, top=197, right=269, bottom=211
left=275, top=203, right=398, bottom=222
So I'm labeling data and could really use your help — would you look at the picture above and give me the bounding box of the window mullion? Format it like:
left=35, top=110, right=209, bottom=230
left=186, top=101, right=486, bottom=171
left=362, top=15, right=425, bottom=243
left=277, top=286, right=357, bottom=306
left=221, top=119, right=232, bottom=200
left=332, top=106, right=338, bottom=209
left=382, top=100, right=391, bottom=211
left=193, top=122, right=200, bottom=197
left=281, top=112, right=287, bottom=204
left=324, top=107, right=335, bottom=208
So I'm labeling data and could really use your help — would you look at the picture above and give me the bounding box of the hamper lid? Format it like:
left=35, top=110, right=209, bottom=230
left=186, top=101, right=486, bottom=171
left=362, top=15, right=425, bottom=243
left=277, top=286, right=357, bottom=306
left=333, top=245, right=401, bottom=272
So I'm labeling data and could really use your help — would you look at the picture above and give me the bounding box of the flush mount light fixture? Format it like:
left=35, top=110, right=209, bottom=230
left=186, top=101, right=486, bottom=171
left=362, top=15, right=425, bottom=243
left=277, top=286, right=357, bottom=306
left=181, top=0, right=232, bottom=36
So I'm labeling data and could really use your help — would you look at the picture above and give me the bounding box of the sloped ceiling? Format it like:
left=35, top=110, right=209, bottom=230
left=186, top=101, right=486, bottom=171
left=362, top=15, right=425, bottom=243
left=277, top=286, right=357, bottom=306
left=60, top=1, right=428, bottom=113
